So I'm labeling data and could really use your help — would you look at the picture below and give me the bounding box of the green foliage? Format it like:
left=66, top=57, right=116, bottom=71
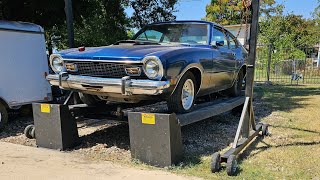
left=0, top=0, right=129, bottom=48
left=313, top=0, right=320, bottom=19
left=0, top=0, right=67, bottom=29
left=129, top=0, right=177, bottom=28
left=204, top=0, right=280, bottom=25
left=127, top=29, right=136, bottom=39
left=0, top=0, right=178, bottom=49
left=259, top=12, right=319, bottom=63
left=205, top=0, right=243, bottom=25
left=72, top=0, right=128, bottom=47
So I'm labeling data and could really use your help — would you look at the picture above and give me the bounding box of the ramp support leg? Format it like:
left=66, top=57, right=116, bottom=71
left=128, top=112, right=183, bottom=167
left=33, top=103, right=80, bottom=150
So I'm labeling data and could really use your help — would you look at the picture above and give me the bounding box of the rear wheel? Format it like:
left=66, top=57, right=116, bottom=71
left=0, top=102, right=8, bottom=130
left=167, top=72, right=196, bottom=113
left=78, top=92, right=103, bottom=106
left=227, top=70, right=244, bottom=97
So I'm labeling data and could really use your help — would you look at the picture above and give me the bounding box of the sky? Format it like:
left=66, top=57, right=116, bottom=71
left=172, top=0, right=318, bottom=20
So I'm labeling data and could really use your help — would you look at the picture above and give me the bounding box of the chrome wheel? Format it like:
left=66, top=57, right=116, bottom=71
left=181, top=79, right=195, bottom=110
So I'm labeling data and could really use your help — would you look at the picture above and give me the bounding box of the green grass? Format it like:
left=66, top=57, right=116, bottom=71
left=169, top=84, right=320, bottom=179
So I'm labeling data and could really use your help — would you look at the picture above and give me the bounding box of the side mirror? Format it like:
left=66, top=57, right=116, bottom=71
left=216, top=41, right=225, bottom=47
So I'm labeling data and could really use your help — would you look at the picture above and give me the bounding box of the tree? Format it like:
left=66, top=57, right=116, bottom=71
left=0, top=0, right=130, bottom=47
left=0, top=0, right=66, bottom=29
left=46, top=0, right=130, bottom=49
left=260, top=14, right=319, bottom=49
left=0, top=0, right=179, bottom=47
left=129, top=0, right=178, bottom=28
left=313, top=0, right=320, bottom=19
left=204, top=0, right=281, bottom=25
left=258, top=12, right=319, bottom=65
left=60, top=0, right=129, bottom=47
left=205, top=0, right=243, bottom=25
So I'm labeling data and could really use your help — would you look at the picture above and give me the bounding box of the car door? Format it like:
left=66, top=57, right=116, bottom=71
left=210, top=27, right=236, bottom=90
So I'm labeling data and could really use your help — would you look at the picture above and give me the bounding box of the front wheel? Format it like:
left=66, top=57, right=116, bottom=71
left=167, top=72, right=196, bottom=113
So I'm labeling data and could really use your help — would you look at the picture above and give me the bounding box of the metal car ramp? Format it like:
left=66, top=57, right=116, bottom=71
left=26, top=93, right=247, bottom=165
left=25, top=0, right=266, bottom=176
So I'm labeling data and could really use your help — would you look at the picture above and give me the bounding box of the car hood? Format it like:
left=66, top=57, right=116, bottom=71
left=58, top=44, right=189, bottom=62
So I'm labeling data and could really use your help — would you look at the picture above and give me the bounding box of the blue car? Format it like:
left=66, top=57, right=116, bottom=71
left=47, top=20, right=247, bottom=113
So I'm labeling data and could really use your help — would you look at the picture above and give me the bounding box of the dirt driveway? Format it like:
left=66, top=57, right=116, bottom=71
left=0, top=142, right=199, bottom=180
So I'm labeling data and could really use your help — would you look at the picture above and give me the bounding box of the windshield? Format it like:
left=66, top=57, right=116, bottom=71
left=133, top=23, right=209, bottom=45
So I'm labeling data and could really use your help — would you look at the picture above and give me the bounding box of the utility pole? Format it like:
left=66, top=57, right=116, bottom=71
left=64, top=0, right=75, bottom=48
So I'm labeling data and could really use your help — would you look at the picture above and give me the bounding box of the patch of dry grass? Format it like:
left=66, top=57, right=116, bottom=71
left=171, top=84, right=320, bottom=179
left=2, top=85, right=320, bottom=179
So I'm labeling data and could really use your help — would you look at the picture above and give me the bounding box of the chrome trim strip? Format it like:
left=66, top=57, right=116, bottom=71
left=62, top=58, right=143, bottom=64
left=171, top=65, right=204, bottom=96
left=47, top=74, right=170, bottom=96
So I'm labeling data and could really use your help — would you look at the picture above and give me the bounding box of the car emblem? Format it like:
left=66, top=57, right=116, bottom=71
left=65, top=63, right=78, bottom=72
left=125, top=67, right=141, bottom=76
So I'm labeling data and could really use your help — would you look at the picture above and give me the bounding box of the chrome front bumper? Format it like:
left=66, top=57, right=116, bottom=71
left=46, top=73, right=171, bottom=96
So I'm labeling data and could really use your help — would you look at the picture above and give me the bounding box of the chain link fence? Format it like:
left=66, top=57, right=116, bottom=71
left=254, top=45, right=320, bottom=84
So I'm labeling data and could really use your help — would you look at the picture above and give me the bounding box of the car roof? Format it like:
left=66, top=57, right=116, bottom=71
left=148, top=20, right=227, bottom=30
left=149, top=20, right=220, bottom=26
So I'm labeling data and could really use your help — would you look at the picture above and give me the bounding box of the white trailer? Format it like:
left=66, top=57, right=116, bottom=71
left=0, top=21, right=52, bottom=129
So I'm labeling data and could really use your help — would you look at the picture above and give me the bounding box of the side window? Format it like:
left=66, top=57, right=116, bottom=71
left=211, top=27, right=228, bottom=48
left=228, top=34, right=238, bottom=49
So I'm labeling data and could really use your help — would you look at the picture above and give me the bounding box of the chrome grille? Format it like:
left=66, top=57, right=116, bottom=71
left=65, top=61, right=145, bottom=78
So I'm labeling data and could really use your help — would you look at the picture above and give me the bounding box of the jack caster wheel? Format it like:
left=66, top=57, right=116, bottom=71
left=262, top=124, right=270, bottom=136
left=226, top=155, right=238, bottom=176
left=24, top=125, right=35, bottom=139
left=0, top=102, right=8, bottom=130
left=211, top=152, right=221, bottom=173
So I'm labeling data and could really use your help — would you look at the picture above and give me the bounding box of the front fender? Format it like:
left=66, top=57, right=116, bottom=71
left=157, top=47, right=211, bottom=96
left=171, top=63, right=204, bottom=95
left=165, top=60, right=205, bottom=96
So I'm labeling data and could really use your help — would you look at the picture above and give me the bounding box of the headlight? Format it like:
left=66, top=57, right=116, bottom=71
left=142, top=56, right=163, bottom=80
left=50, top=55, right=65, bottom=73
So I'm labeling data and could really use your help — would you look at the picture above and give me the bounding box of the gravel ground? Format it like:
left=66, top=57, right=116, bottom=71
left=0, top=94, right=268, bottom=167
